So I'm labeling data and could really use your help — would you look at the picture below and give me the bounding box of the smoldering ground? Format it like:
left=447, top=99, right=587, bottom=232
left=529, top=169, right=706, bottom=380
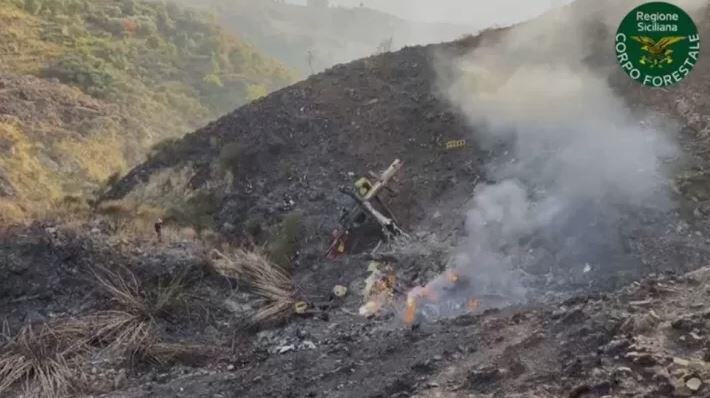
left=404, top=0, right=698, bottom=321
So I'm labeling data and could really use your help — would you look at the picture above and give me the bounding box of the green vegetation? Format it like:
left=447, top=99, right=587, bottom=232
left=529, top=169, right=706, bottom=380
left=147, top=137, right=190, bottom=163
left=267, top=212, right=301, bottom=267
left=0, top=0, right=295, bottom=220
left=165, top=191, right=219, bottom=233
left=2, top=0, right=294, bottom=115
left=217, top=141, right=242, bottom=173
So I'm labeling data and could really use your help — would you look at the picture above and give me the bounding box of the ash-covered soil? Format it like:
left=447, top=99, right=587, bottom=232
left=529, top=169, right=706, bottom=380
left=108, top=267, right=710, bottom=398
left=4, top=223, right=710, bottom=398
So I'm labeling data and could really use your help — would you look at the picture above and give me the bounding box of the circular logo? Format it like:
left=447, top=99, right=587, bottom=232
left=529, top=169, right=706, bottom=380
left=615, top=1, right=701, bottom=87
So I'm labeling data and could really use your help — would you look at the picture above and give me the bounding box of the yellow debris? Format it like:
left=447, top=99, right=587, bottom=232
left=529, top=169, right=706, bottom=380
left=294, top=301, right=309, bottom=314
left=333, top=285, right=348, bottom=298
left=367, top=261, right=382, bottom=273
left=355, top=177, right=373, bottom=197
left=445, top=139, right=466, bottom=150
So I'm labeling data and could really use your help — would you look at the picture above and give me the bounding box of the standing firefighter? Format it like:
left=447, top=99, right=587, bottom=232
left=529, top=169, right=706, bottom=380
left=154, top=218, right=163, bottom=243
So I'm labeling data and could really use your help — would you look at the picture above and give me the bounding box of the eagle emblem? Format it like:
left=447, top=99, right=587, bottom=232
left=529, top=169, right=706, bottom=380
left=630, top=36, right=686, bottom=68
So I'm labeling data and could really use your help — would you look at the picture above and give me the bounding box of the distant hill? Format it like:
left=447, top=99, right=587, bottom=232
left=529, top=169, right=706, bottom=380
left=167, top=0, right=476, bottom=75
left=0, top=0, right=294, bottom=219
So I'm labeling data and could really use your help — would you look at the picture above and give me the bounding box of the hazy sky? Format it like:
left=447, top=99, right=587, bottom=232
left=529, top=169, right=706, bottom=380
left=287, top=0, right=571, bottom=26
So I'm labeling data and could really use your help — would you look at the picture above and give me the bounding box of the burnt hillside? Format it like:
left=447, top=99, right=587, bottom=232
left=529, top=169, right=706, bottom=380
left=108, top=1, right=710, bottom=285
left=105, top=34, right=501, bottom=240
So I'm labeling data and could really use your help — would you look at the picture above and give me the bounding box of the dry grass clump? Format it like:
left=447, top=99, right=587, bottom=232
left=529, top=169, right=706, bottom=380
left=89, top=265, right=186, bottom=363
left=96, top=199, right=135, bottom=232
left=87, top=310, right=159, bottom=363
left=0, top=265, right=205, bottom=396
left=0, top=199, right=27, bottom=224
left=210, top=248, right=245, bottom=279
left=211, top=248, right=297, bottom=323
left=87, top=266, right=226, bottom=367
left=0, top=321, right=89, bottom=398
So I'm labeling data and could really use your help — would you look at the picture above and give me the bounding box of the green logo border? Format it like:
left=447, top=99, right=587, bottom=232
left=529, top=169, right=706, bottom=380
left=615, top=1, right=701, bottom=87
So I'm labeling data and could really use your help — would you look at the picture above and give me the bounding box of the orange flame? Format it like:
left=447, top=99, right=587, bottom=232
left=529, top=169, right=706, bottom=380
left=404, top=297, right=417, bottom=324
left=360, top=266, right=398, bottom=318
left=447, top=271, right=460, bottom=284
left=401, top=270, right=479, bottom=324
left=467, top=298, right=480, bottom=311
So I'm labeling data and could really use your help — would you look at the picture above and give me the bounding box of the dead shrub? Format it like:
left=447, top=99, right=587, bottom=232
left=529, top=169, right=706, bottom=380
left=0, top=267, right=195, bottom=396
left=85, top=310, right=159, bottom=363
left=209, top=249, right=243, bottom=280
left=0, top=321, right=89, bottom=397
left=90, top=265, right=187, bottom=363
left=210, top=247, right=296, bottom=323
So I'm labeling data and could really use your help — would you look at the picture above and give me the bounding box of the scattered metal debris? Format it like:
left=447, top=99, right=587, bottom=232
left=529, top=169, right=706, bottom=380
left=327, top=159, right=408, bottom=259
left=444, top=139, right=466, bottom=150
left=359, top=261, right=397, bottom=317
left=333, top=285, right=348, bottom=298
left=686, top=377, right=702, bottom=391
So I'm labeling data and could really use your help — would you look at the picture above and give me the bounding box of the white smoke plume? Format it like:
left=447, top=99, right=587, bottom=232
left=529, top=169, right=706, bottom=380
left=408, top=0, right=692, bottom=318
